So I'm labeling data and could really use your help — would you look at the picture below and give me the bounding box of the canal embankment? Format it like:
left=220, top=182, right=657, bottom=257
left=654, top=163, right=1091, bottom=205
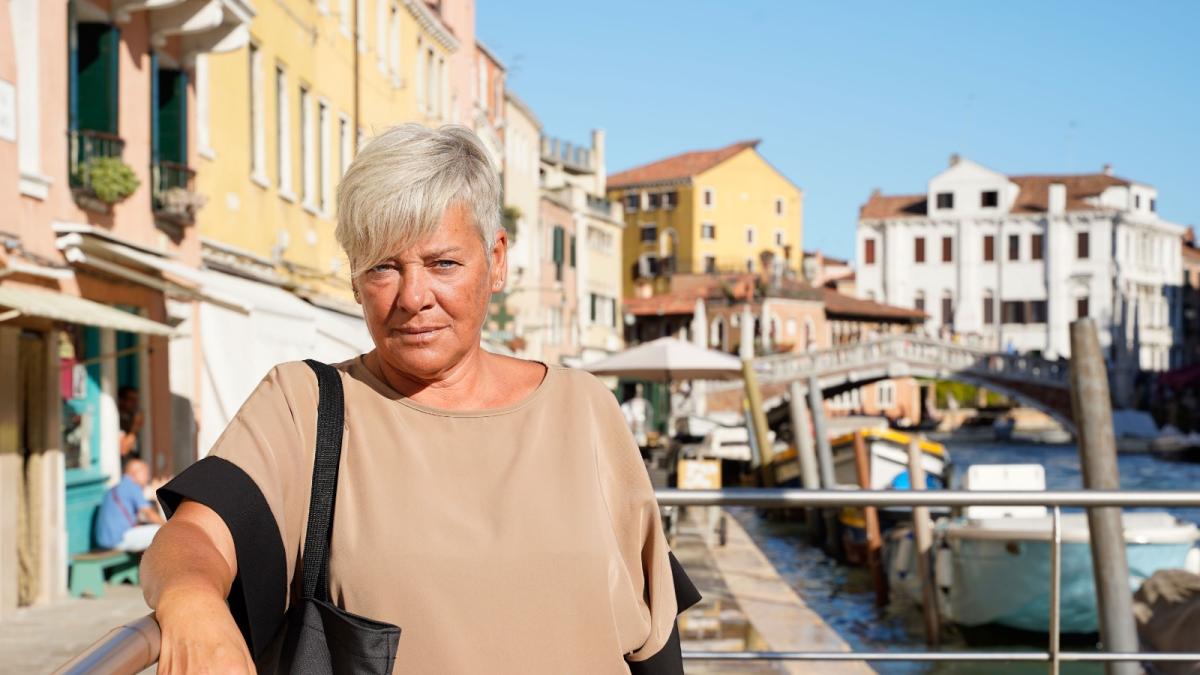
left=676, top=506, right=875, bottom=674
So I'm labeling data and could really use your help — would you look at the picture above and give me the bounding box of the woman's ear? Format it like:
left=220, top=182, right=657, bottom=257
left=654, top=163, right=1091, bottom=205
left=490, top=230, right=508, bottom=292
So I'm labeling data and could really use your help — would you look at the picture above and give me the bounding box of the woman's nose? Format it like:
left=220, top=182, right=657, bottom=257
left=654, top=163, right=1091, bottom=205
left=396, top=268, right=434, bottom=314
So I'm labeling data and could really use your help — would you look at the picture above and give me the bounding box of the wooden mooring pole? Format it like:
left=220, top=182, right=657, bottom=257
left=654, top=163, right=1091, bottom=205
left=907, top=436, right=941, bottom=647
left=852, top=430, right=888, bottom=607
left=1068, top=318, right=1139, bottom=675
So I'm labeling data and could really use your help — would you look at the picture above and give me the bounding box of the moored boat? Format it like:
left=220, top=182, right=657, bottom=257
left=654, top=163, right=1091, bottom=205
left=887, top=464, right=1200, bottom=634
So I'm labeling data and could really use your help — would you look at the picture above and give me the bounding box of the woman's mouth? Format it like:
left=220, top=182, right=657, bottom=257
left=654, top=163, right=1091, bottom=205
left=394, top=325, right=448, bottom=343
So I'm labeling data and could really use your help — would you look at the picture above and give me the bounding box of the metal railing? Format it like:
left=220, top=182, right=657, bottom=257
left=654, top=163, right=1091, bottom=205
left=68, top=129, right=126, bottom=192
left=151, top=159, right=200, bottom=224
left=55, top=488, right=1200, bottom=673
left=656, top=488, right=1200, bottom=673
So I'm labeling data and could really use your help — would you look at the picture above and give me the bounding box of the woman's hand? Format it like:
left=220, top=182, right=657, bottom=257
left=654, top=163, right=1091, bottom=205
left=156, top=587, right=255, bottom=674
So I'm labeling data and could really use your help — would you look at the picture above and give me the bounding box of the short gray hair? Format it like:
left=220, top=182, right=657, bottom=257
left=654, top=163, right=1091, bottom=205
left=336, top=124, right=501, bottom=276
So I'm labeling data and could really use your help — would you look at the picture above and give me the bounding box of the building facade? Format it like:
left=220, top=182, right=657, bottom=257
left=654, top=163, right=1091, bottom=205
left=1182, top=230, right=1200, bottom=367
left=607, top=140, right=803, bottom=299
left=0, top=0, right=252, bottom=616
left=856, top=157, right=1186, bottom=376
left=540, top=130, right=624, bottom=364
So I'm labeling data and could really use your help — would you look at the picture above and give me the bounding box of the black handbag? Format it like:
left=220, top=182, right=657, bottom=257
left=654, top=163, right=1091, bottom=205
left=257, top=359, right=401, bottom=674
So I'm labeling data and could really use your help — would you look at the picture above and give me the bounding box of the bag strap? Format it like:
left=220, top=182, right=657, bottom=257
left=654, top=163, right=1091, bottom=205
left=300, top=359, right=345, bottom=602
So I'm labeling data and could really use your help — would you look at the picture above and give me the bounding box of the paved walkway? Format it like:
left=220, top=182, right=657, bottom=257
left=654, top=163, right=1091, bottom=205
left=0, top=583, right=153, bottom=673
left=688, top=506, right=875, bottom=675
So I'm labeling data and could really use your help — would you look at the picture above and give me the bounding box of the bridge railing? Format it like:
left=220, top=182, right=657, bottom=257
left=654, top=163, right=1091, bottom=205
left=751, top=334, right=1070, bottom=388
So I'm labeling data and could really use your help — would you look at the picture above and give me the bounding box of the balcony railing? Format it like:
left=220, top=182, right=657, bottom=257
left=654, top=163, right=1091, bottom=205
left=541, top=136, right=593, bottom=173
left=68, top=129, right=126, bottom=192
left=152, top=160, right=203, bottom=225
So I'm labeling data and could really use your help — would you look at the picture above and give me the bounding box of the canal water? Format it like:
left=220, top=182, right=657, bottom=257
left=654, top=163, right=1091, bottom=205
left=730, top=440, right=1200, bottom=674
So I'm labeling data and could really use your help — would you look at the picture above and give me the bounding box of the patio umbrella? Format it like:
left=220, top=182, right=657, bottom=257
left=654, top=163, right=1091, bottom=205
left=583, top=337, right=743, bottom=382
left=585, top=337, right=744, bottom=441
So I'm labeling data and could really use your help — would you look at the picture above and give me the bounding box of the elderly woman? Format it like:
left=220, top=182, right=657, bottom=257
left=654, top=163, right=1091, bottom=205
left=142, top=125, right=698, bottom=674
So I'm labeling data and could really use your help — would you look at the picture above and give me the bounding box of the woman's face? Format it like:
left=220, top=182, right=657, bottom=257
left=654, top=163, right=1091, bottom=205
left=356, top=204, right=506, bottom=381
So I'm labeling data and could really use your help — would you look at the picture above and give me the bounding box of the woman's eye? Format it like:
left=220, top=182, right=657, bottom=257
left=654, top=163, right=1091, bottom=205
left=368, top=263, right=397, bottom=275
left=433, top=259, right=458, bottom=269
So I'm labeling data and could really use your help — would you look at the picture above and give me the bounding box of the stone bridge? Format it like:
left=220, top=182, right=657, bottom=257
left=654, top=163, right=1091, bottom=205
left=707, top=334, right=1076, bottom=433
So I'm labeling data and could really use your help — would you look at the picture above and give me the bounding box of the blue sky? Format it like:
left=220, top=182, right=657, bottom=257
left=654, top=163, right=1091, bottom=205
left=477, top=1, right=1200, bottom=260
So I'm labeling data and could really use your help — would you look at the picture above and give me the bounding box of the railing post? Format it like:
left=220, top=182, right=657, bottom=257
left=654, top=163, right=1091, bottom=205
left=807, top=376, right=835, bottom=490
left=907, top=437, right=940, bottom=646
left=1068, top=318, right=1139, bottom=675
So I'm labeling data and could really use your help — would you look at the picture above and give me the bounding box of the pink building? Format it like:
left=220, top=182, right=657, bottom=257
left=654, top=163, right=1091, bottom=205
left=0, top=0, right=251, bottom=616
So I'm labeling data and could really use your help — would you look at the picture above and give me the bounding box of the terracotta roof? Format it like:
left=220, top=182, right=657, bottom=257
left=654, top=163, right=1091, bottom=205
left=860, top=172, right=1133, bottom=220
left=623, top=273, right=924, bottom=322
left=607, top=140, right=760, bottom=190
left=818, top=288, right=926, bottom=321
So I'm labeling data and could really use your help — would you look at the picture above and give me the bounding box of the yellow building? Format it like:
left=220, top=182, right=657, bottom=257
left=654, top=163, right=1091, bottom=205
left=195, top=0, right=459, bottom=302
left=607, top=140, right=804, bottom=298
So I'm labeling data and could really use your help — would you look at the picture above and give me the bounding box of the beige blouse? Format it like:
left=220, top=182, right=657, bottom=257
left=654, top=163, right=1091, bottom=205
left=184, top=356, right=689, bottom=673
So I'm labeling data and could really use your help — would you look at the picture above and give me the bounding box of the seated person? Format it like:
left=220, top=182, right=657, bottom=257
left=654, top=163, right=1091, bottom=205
left=94, top=457, right=165, bottom=552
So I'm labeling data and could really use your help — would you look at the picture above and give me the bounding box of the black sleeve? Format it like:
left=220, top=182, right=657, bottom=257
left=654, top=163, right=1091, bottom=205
left=157, top=456, right=288, bottom=659
left=627, top=552, right=702, bottom=675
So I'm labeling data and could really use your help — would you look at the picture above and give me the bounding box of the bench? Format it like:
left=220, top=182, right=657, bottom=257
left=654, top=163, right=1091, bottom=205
left=69, top=550, right=140, bottom=598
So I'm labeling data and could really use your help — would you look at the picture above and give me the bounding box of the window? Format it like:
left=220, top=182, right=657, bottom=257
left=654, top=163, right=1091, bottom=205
left=746, top=226, right=755, bottom=244
left=1135, top=194, right=1142, bottom=209
left=941, top=294, right=953, bottom=326
left=300, top=85, right=314, bottom=206
left=981, top=190, right=999, bottom=208
left=552, top=225, right=565, bottom=281
left=338, top=114, right=351, bottom=176
left=864, top=238, right=876, bottom=265
left=1008, top=234, right=1020, bottom=261
left=1031, top=234, right=1044, bottom=261
left=1077, top=231, right=1090, bottom=259
left=703, top=188, right=714, bottom=208
left=276, top=66, right=292, bottom=196
left=877, top=381, right=896, bottom=408
left=703, top=255, right=716, bottom=274
left=640, top=224, right=657, bottom=243
left=249, top=44, right=265, bottom=180
left=647, top=193, right=661, bottom=210
left=942, top=236, right=953, bottom=263
left=1077, top=297, right=1089, bottom=319
left=745, top=258, right=754, bottom=273
left=701, top=223, right=716, bottom=240
left=914, top=237, right=926, bottom=263
left=624, top=194, right=639, bottom=212
left=983, top=235, right=995, bottom=262
left=936, top=192, right=954, bottom=209
left=774, top=198, right=784, bottom=216
left=983, top=293, right=995, bottom=325
left=914, top=291, right=925, bottom=312
left=775, top=230, right=785, bottom=246
left=663, top=191, right=678, bottom=210
left=1001, top=300, right=1048, bottom=324
left=318, top=100, right=330, bottom=212
left=1150, top=198, right=1157, bottom=213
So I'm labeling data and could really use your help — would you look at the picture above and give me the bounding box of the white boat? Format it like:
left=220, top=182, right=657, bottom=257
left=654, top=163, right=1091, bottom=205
left=887, top=464, right=1200, bottom=634
left=830, top=428, right=949, bottom=490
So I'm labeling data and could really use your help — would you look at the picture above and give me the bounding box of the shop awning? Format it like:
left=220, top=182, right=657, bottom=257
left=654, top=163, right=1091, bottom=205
left=0, top=285, right=177, bottom=336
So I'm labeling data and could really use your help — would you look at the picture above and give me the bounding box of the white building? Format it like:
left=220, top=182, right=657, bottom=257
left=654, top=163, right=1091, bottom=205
left=856, top=156, right=1185, bottom=377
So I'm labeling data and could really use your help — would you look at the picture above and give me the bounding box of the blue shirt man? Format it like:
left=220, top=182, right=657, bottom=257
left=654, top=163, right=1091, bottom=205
left=95, top=458, right=164, bottom=551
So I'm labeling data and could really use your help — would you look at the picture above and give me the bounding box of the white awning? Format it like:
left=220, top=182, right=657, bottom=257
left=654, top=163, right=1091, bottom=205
left=0, top=285, right=177, bottom=336
left=54, top=226, right=247, bottom=313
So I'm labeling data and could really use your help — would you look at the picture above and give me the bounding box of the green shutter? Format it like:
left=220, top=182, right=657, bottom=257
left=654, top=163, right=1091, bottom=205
left=75, top=23, right=119, bottom=133
left=569, top=235, right=576, bottom=268
left=156, top=66, right=188, bottom=163
left=552, top=226, right=564, bottom=264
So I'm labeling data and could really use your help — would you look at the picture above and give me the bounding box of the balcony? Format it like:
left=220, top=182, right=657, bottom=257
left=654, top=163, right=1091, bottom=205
left=152, top=160, right=205, bottom=226
left=586, top=195, right=614, bottom=219
left=69, top=129, right=128, bottom=213
left=541, top=136, right=593, bottom=174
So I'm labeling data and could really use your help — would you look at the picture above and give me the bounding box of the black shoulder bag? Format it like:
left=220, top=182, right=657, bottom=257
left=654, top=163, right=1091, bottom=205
left=257, top=359, right=402, bottom=674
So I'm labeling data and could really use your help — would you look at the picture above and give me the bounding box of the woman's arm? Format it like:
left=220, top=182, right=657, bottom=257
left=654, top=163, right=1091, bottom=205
left=142, top=500, right=257, bottom=674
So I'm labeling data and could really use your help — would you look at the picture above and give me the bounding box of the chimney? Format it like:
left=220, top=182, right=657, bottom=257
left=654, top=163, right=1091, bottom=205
left=591, top=128, right=606, bottom=194
left=1102, top=163, right=1113, bottom=176
left=870, top=187, right=881, bottom=198
left=949, top=153, right=961, bottom=167
left=1048, top=183, right=1066, bottom=215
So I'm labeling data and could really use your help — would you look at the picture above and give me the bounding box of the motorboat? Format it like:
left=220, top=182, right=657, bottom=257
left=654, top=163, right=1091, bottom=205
left=830, top=428, right=949, bottom=490
left=887, top=464, right=1200, bottom=634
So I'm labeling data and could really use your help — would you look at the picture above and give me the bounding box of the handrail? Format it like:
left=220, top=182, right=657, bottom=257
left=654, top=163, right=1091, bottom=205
left=52, top=613, right=160, bottom=675
left=55, top=489, right=1200, bottom=673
